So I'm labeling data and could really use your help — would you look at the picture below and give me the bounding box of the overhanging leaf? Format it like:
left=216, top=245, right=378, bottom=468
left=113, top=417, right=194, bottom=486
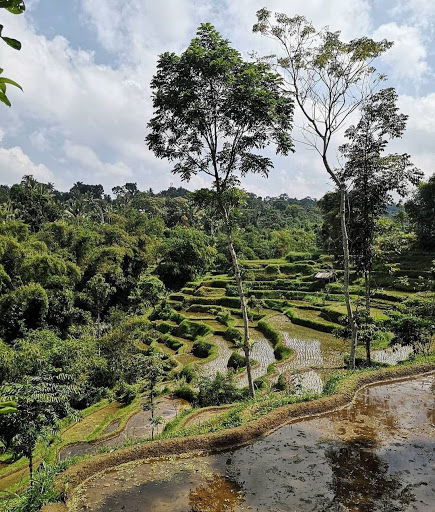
left=1, top=36, right=21, bottom=50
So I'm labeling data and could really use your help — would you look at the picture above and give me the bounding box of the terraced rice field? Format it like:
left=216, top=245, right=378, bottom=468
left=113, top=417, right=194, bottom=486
left=238, top=337, right=276, bottom=387
left=200, top=335, right=233, bottom=378
left=373, top=344, right=414, bottom=365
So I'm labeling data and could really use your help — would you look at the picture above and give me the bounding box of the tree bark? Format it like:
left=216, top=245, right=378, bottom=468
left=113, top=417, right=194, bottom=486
left=339, top=184, right=358, bottom=369
left=364, top=270, right=371, bottom=364
left=224, top=222, right=255, bottom=398
left=28, top=452, right=33, bottom=487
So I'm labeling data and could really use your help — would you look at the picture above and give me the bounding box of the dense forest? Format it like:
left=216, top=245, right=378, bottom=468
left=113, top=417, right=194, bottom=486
left=0, top=3, right=434, bottom=512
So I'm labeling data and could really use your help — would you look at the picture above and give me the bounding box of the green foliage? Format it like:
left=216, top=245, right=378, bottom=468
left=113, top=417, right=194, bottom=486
left=0, top=399, right=17, bottom=414
left=113, top=381, right=137, bottom=405
left=178, top=364, right=196, bottom=383
left=156, top=226, right=216, bottom=290
left=406, top=173, right=435, bottom=249
left=173, top=382, right=198, bottom=403
left=129, top=275, right=166, bottom=312
left=257, top=319, right=291, bottom=360
left=174, top=319, right=212, bottom=340
left=227, top=351, right=246, bottom=370
left=191, top=338, right=215, bottom=358
left=1, top=460, right=74, bottom=512
left=264, top=264, right=280, bottom=275
left=285, top=252, right=320, bottom=262
left=0, top=283, right=48, bottom=342
left=0, top=1, right=25, bottom=107
left=197, top=372, right=247, bottom=407
left=224, top=326, right=243, bottom=345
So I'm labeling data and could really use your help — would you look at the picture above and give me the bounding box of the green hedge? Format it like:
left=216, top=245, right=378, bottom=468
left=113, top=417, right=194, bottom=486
left=162, top=333, right=184, bottom=352
left=225, top=326, right=243, bottom=345
left=227, top=351, right=246, bottom=370
left=285, top=307, right=337, bottom=333
left=285, top=252, right=321, bottom=262
left=257, top=319, right=292, bottom=360
left=192, top=338, right=215, bottom=358
left=175, top=319, right=212, bottom=340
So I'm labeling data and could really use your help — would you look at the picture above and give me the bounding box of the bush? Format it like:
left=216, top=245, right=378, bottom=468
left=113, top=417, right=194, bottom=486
left=175, top=319, right=212, bottom=340
left=113, top=381, right=137, bottom=404
left=173, top=383, right=198, bottom=403
left=192, top=338, right=215, bottom=358
left=179, top=364, right=196, bottom=383
left=197, top=372, right=247, bottom=406
left=285, top=252, right=321, bottom=262
left=227, top=351, right=246, bottom=370
left=264, top=264, right=280, bottom=275
left=225, top=326, right=243, bottom=345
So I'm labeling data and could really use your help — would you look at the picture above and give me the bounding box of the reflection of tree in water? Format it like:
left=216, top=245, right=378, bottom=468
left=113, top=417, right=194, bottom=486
left=188, top=474, right=243, bottom=512
left=321, top=440, right=415, bottom=512
left=331, top=390, right=401, bottom=443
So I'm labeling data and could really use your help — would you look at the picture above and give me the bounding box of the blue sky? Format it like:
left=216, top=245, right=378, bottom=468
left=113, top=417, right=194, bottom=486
left=1, top=0, right=434, bottom=198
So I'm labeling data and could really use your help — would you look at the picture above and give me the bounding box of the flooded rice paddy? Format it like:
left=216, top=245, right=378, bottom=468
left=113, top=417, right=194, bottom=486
left=75, top=373, right=434, bottom=512
left=238, top=338, right=276, bottom=387
left=59, top=397, right=188, bottom=461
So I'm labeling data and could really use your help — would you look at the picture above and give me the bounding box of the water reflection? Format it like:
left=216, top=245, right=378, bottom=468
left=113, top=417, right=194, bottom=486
left=78, top=375, right=434, bottom=512
left=188, top=474, right=243, bottom=512
left=321, top=440, right=414, bottom=512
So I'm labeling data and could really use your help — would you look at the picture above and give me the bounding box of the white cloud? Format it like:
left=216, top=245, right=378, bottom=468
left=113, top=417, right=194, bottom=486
left=372, top=23, right=429, bottom=83
left=0, top=1, right=433, bottom=199
left=0, top=146, right=53, bottom=184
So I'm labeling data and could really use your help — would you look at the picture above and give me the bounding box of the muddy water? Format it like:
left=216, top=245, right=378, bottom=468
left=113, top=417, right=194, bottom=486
left=59, top=397, right=188, bottom=461
left=76, top=374, right=434, bottom=512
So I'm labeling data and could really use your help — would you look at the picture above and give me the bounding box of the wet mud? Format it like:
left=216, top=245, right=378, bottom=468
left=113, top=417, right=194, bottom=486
left=76, top=374, right=434, bottom=512
left=59, top=397, right=188, bottom=461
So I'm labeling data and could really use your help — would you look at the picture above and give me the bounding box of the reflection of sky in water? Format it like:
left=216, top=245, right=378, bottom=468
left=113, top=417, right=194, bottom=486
left=82, top=375, right=434, bottom=512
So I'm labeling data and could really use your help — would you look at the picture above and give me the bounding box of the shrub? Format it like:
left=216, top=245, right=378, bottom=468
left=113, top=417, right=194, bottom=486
left=113, top=381, right=137, bottom=404
left=264, top=264, right=280, bottom=275
left=225, top=326, right=243, bottom=345
left=173, top=383, right=198, bottom=403
left=197, top=372, right=247, bottom=406
left=175, top=319, right=212, bottom=340
left=227, top=351, right=246, bottom=370
left=192, top=338, right=215, bottom=358
left=179, top=364, right=196, bottom=383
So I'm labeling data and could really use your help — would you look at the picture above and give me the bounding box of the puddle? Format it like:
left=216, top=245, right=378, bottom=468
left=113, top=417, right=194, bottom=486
left=76, top=374, right=435, bottom=512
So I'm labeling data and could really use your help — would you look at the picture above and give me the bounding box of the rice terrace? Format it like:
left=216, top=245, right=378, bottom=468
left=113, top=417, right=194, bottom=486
left=0, top=1, right=434, bottom=511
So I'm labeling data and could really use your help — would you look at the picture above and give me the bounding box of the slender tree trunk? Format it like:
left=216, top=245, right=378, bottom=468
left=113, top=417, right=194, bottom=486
left=223, top=220, right=255, bottom=398
left=364, top=270, right=371, bottom=364
left=339, top=184, right=358, bottom=369
left=28, top=452, right=33, bottom=487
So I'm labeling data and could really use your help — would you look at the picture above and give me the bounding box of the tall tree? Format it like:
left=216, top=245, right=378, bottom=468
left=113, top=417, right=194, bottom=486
left=254, top=10, right=392, bottom=368
left=146, top=23, right=294, bottom=396
left=340, top=88, right=421, bottom=362
left=406, top=173, right=435, bottom=250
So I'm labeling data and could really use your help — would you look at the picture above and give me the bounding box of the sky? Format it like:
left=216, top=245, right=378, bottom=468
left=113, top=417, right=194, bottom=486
left=0, top=0, right=434, bottom=199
